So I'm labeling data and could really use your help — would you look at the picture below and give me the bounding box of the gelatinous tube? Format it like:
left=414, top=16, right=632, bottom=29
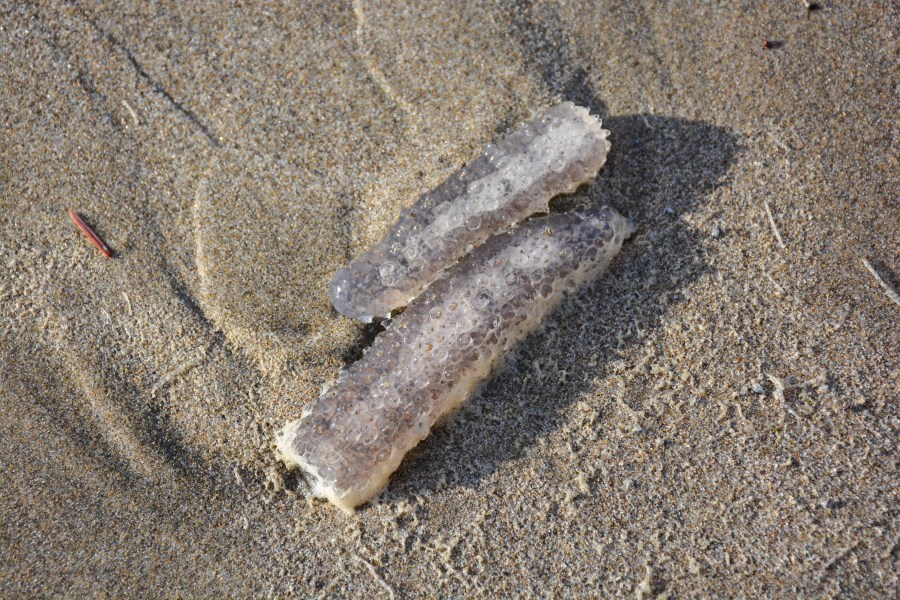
left=329, top=102, right=611, bottom=322
left=277, top=206, right=634, bottom=510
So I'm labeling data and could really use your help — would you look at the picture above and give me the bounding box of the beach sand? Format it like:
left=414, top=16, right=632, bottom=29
left=1, top=1, right=897, bottom=596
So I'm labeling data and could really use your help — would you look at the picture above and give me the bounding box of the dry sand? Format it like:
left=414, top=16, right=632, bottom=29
left=1, top=1, right=897, bottom=597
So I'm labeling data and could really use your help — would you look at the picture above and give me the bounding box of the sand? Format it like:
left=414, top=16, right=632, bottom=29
left=1, top=1, right=897, bottom=597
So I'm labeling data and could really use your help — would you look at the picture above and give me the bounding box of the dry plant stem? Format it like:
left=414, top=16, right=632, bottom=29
left=861, top=258, right=900, bottom=308
left=763, top=199, right=785, bottom=248
left=68, top=209, right=112, bottom=258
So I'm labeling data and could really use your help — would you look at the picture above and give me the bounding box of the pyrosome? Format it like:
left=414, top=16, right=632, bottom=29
left=277, top=205, right=634, bottom=511
left=329, top=102, right=611, bottom=322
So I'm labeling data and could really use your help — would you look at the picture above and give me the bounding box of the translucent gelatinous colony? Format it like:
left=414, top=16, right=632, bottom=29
left=329, top=102, right=611, bottom=322
left=277, top=206, right=634, bottom=510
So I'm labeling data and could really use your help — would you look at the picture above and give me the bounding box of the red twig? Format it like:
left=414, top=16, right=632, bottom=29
left=68, top=210, right=112, bottom=258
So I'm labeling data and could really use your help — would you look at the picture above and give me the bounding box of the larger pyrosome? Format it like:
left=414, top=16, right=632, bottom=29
left=277, top=206, right=633, bottom=510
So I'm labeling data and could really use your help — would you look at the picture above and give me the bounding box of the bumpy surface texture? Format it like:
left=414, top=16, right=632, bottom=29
left=329, top=102, right=610, bottom=321
left=278, top=207, right=633, bottom=509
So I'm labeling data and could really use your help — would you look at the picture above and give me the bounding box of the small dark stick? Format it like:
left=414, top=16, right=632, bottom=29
left=68, top=210, right=112, bottom=258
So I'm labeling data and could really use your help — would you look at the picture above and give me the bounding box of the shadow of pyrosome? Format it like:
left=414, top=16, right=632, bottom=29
left=372, top=1, right=742, bottom=505
left=348, top=1, right=741, bottom=505
left=385, top=108, right=739, bottom=503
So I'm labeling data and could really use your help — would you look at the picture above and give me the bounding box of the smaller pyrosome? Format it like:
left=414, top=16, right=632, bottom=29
left=329, top=102, right=611, bottom=322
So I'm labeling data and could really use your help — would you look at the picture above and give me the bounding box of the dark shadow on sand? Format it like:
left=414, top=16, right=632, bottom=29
left=379, top=3, right=741, bottom=503
left=383, top=109, right=739, bottom=504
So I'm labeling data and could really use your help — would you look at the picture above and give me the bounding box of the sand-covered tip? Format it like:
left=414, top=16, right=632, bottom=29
left=329, top=102, right=611, bottom=322
left=278, top=206, right=634, bottom=510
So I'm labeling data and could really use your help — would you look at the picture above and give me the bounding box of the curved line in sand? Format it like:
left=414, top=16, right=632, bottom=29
left=351, top=0, right=415, bottom=117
